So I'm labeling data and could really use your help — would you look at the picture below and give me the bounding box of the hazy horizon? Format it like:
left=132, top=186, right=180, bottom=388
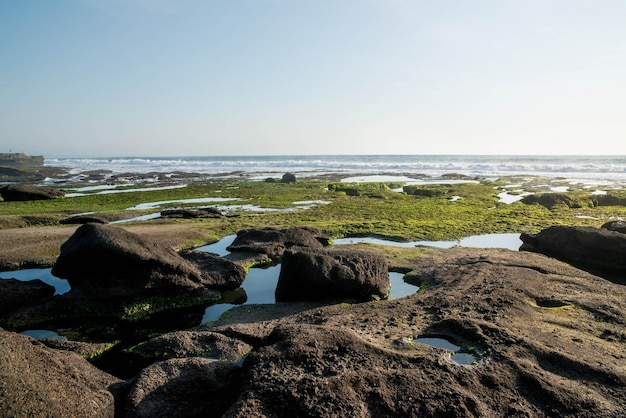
left=2, top=1, right=626, bottom=157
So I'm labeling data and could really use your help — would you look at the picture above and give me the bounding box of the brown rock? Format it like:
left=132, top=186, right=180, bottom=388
left=227, top=226, right=329, bottom=258
left=275, top=247, right=389, bottom=302
left=0, top=278, right=55, bottom=316
left=125, top=358, right=242, bottom=418
left=0, top=328, right=122, bottom=418
left=180, top=250, right=247, bottom=290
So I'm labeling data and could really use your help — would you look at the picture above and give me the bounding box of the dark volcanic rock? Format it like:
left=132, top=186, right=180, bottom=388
left=180, top=250, right=247, bottom=290
left=227, top=226, right=329, bottom=258
left=127, top=330, right=252, bottom=363
left=275, top=248, right=389, bottom=302
left=0, top=184, right=65, bottom=201
left=125, top=358, right=242, bottom=418
left=0, top=278, right=55, bottom=316
left=0, top=328, right=122, bottom=418
left=280, top=172, right=297, bottom=183
left=52, top=223, right=204, bottom=298
left=520, top=225, right=626, bottom=275
left=602, top=220, right=626, bottom=234
left=60, top=215, right=109, bottom=225
left=521, top=192, right=580, bottom=209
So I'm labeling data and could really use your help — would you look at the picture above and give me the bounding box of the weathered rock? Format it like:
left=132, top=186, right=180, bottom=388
left=520, top=225, right=626, bottom=275
left=0, top=328, right=123, bottom=418
left=275, top=248, right=389, bottom=302
left=280, top=172, right=296, bottom=183
left=227, top=226, right=329, bottom=258
left=125, top=358, right=242, bottom=418
left=180, top=250, right=247, bottom=290
left=521, top=192, right=580, bottom=209
left=601, top=220, right=626, bottom=234
left=60, top=215, right=109, bottom=225
left=223, top=247, right=626, bottom=417
left=52, top=223, right=204, bottom=298
left=127, top=330, right=252, bottom=363
left=0, top=184, right=65, bottom=201
left=0, top=278, right=54, bottom=316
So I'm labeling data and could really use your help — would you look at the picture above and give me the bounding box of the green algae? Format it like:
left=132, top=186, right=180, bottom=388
left=2, top=178, right=625, bottom=244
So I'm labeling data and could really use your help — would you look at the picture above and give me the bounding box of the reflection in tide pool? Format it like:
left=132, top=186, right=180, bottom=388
left=202, top=267, right=419, bottom=323
left=0, top=268, right=69, bottom=295
left=333, top=233, right=522, bottom=251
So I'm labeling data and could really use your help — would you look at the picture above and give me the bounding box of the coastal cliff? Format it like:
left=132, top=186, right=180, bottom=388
left=0, top=153, right=44, bottom=166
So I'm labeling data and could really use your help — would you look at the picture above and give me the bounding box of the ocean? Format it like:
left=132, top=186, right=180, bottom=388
left=45, top=155, right=626, bottom=183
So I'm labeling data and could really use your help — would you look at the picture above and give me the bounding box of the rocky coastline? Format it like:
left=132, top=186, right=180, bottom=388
left=1, top=160, right=626, bottom=416
left=0, top=222, right=625, bottom=417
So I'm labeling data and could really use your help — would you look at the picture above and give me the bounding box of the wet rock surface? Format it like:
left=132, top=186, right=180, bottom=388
left=276, top=247, right=390, bottom=302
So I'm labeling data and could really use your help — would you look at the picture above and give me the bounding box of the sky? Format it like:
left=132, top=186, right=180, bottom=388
left=1, top=0, right=625, bottom=157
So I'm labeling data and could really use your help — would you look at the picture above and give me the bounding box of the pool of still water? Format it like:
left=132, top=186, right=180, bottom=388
left=0, top=232, right=522, bottom=327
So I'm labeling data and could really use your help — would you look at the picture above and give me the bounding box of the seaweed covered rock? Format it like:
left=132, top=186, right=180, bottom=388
left=520, top=225, right=626, bottom=276
left=52, top=223, right=205, bottom=298
left=125, top=358, right=242, bottom=418
left=0, top=328, right=122, bottom=418
left=227, top=227, right=329, bottom=258
left=0, top=278, right=54, bottom=316
left=275, top=248, right=389, bottom=302
left=0, top=184, right=65, bottom=201
left=520, top=193, right=580, bottom=210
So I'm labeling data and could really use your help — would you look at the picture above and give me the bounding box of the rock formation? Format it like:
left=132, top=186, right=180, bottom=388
left=276, top=247, right=390, bottom=302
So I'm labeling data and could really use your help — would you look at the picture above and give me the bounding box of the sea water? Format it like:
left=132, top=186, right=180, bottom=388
left=45, top=155, right=626, bottom=183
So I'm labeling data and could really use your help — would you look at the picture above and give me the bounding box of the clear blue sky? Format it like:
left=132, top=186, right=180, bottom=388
left=1, top=0, right=625, bottom=157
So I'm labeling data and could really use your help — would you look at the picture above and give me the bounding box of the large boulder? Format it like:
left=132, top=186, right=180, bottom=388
left=0, top=184, right=65, bottom=201
left=0, top=278, right=54, bottom=316
left=125, top=357, right=242, bottom=418
left=0, top=328, right=123, bottom=418
left=275, top=248, right=389, bottom=302
left=520, top=225, right=626, bottom=275
left=180, top=250, right=247, bottom=290
left=52, top=223, right=205, bottom=298
left=227, top=227, right=329, bottom=258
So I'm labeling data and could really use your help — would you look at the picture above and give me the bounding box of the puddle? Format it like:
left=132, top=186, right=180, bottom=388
left=413, top=337, right=480, bottom=365
left=201, top=266, right=419, bottom=323
left=127, top=197, right=240, bottom=211
left=0, top=268, right=69, bottom=295
left=333, top=233, right=522, bottom=251
left=20, top=329, right=67, bottom=340
left=65, top=184, right=187, bottom=197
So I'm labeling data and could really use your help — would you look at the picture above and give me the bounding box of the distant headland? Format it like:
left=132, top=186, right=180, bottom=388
left=0, top=153, right=44, bottom=166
